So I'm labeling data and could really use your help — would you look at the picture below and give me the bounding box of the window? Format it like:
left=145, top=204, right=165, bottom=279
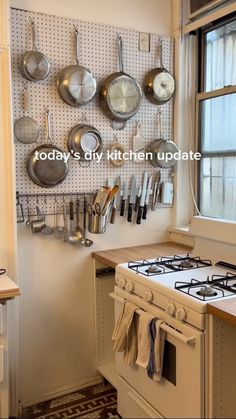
left=198, top=16, right=236, bottom=221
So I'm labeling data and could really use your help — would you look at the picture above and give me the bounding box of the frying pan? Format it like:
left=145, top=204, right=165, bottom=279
left=57, top=27, right=97, bottom=107
left=20, top=19, right=50, bottom=82
left=143, top=39, right=175, bottom=105
left=27, top=109, right=69, bottom=187
left=99, top=34, right=142, bottom=123
left=14, top=85, right=40, bottom=144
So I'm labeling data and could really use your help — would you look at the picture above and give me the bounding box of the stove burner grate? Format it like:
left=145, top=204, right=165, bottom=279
left=128, top=254, right=212, bottom=276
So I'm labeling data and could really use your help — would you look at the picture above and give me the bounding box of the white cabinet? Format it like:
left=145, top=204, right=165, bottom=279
left=93, top=259, right=117, bottom=388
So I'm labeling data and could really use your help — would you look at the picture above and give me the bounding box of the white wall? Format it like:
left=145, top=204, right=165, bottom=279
left=10, top=0, right=172, bottom=34
left=11, top=0, right=173, bottom=406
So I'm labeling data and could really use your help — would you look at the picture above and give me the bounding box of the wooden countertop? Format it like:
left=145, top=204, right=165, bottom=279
left=92, top=242, right=192, bottom=268
left=0, top=274, right=20, bottom=300
left=207, top=298, right=236, bottom=327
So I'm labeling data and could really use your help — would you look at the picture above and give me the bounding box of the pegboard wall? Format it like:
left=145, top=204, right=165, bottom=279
left=11, top=8, right=174, bottom=211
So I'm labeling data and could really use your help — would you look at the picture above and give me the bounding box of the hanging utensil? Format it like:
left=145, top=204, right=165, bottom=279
left=151, top=171, right=161, bottom=211
left=27, top=109, right=69, bottom=187
left=16, top=192, right=24, bottom=223
left=57, top=27, right=97, bottom=107
left=120, top=181, right=128, bottom=216
left=144, top=38, right=175, bottom=105
left=67, top=115, right=103, bottom=162
left=54, top=197, right=64, bottom=239
left=14, top=85, right=40, bottom=144
left=110, top=176, right=121, bottom=224
left=147, top=109, right=178, bottom=168
left=108, top=140, right=126, bottom=167
left=20, top=19, right=50, bottom=82
left=142, top=175, right=153, bottom=220
left=136, top=172, right=148, bottom=225
left=132, top=122, right=145, bottom=163
left=99, top=34, right=142, bottom=125
left=127, top=175, right=137, bottom=223
left=83, top=195, right=93, bottom=247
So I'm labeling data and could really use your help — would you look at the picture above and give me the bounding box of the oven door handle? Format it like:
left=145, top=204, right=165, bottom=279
left=110, top=292, right=196, bottom=346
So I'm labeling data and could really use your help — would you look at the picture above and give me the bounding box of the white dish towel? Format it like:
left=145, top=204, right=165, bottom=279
left=136, top=311, right=154, bottom=368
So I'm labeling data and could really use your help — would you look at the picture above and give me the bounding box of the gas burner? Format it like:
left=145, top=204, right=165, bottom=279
left=197, top=286, right=218, bottom=298
left=146, top=265, right=163, bottom=274
left=127, top=254, right=212, bottom=277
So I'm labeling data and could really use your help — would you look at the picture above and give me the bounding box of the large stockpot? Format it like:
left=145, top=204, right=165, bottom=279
left=20, top=19, right=50, bottom=82
left=99, top=34, right=142, bottom=124
left=27, top=109, right=69, bottom=187
left=57, top=27, right=96, bottom=107
left=67, top=120, right=103, bottom=162
left=144, top=39, right=175, bottom=105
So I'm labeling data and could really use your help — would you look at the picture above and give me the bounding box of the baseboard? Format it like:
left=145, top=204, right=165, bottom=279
left=20, top=374, right=101, bottom=409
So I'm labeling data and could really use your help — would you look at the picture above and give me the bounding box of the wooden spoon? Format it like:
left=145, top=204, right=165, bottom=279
left=101, top=185, right=119, bottom=216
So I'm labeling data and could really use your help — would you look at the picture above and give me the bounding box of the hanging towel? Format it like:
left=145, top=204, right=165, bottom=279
left=136, top=311, right=154, bottom=368
left=112, top=301, right=139, bottom=366
left=147, top=318, right=166, bottom=381
left=147, top=317, right=158, bottom=379
left=153, top=319, right=166, bottom=382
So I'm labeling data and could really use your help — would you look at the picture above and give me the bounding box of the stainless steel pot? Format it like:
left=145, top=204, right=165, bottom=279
left=147, top=110, right=178, bottom=168
left=67, top=119, right=103, bottom=162
left=27, top=109, right=69, bottom=187
left=144, top=39, right=175, bottom=105
left=57, top=27, right=97, bottom=107
left=20, top=19, right=50, bottom=82
left=99, top=34, right=142, bottom=123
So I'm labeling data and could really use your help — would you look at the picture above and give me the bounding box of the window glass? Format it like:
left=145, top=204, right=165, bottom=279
left=205, top=20, right=236, bottom=91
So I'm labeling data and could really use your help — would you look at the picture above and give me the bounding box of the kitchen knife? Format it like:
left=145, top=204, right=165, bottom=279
left=120, top=181, right=128, bottom=216
left=151, top=171, right=161, bottom=211
left=142, top=175, right=153, bottom=220
left=127, top=175, right=137, bottom=222
left=111, top=176, right=121, bottom=224
left=134, top=185, right=141, bottom=212
left=136, top=172, right=148, bottom=225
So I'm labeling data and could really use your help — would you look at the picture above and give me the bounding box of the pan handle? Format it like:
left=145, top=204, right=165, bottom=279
left=74, top=26, right=80, bottom=66
left=157, top=107, right=164, bottom=139
left=45, top=108, right=52, bottom=144
left=30, top=18, right=37, bottom=51
left=158, top=37, right=164, bottom=68
left=117, top=33, right=124, bottom=73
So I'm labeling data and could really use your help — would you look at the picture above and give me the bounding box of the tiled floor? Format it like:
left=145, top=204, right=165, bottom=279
left=21, top=382, right=119, bottom=419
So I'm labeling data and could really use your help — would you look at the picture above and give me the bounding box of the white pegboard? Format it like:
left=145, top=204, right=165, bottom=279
left=11, top=8, right=174, bottom=210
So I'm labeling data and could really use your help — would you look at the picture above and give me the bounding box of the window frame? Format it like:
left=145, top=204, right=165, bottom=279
left=196, top=13, right=236, bottom=220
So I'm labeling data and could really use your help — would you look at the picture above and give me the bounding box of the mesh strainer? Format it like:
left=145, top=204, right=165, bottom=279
left=14, top=86, right=40, bottom=144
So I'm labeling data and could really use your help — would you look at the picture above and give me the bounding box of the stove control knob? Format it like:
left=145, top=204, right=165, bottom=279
left=144, top=291, right=153, bottom=302
left=176, top=308, right=187, bottom=322
left=126, top=282, right=134, bottom=293
left=166, top=303, right=176, bottom=317
left=118, top=278, right=126, bottom=289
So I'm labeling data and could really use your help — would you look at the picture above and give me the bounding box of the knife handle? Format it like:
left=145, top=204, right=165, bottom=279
left=127, top=204, right=133, bottom=222
left=136, top=206, right=143, bottom=225
left=110, top=207, right=116, bottom=224
left=120, top=199, right=125, bottom=216
left=134, top=196, right=140, bottom=212
left=142, top=204, right=148, bottom=220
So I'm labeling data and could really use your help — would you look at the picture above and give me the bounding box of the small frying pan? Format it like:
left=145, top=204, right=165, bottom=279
left=99, top=34, right=142, bottom=124
left=27, top=109, right=69, bottom=188
left=56, top=27, right=97, bottom=107
left=20, top=19, right=50, bottom=82
left=144, top=38, right=175, bottom=105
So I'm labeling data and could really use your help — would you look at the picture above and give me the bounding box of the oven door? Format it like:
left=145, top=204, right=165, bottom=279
left=111, top=289, right=205, bottom=419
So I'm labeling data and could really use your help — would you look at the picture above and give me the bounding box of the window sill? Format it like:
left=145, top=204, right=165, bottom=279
left=190, top=216, right=236, bottom=246
left=168, top=226, right=194, bottom=248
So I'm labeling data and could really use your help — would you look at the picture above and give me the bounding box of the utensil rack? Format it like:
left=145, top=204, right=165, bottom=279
left=16, top=191, right=95, bottom=223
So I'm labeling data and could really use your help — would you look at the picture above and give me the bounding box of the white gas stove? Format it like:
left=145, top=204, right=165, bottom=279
left=115, top=254, right=236, bottom=330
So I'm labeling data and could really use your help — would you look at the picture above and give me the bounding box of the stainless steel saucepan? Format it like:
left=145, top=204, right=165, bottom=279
left=99, top=34, right=142, bottom=124
left=27, top=109, right=69, bottom=187
left=57, top=27, right=97, bottom=107
left=20, top=19, right=50, bottom=82
left=147, top=110, right=178, bottom=168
